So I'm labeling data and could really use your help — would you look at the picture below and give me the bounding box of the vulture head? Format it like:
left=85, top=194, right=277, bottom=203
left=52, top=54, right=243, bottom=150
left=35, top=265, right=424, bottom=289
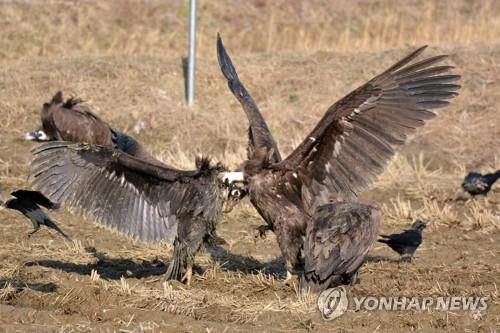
left=24, top=91, right=65, bottom=141
left=224, top=182, right=247, bottom=212
left=194, top=156, right=245, bottom=212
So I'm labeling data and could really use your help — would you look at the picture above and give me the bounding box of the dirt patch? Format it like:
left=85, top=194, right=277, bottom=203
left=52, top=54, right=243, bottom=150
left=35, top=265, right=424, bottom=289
left=0, top=1, right=499, bottom=332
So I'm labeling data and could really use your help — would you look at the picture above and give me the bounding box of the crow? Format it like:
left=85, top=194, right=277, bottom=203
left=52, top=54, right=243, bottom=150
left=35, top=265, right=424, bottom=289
left=378, top=220, right=426, bottom=261
left=462, top=171, right=500, bottom=196
left=0, top=189, right=70, bottom=240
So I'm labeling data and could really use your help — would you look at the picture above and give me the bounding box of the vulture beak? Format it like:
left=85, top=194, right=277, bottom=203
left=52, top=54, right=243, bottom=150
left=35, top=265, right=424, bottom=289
left=223, top=183, right=248, bottom=213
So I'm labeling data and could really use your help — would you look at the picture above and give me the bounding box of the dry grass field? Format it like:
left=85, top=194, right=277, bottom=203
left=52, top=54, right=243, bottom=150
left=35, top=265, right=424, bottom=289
left=0, top=0, right=499, bottom=332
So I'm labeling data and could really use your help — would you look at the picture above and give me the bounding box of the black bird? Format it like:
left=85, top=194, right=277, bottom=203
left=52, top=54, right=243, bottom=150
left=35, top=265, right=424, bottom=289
left=218, top=33, right=459, bottom=292
left=378, top=220, right=426, bottom=261
left=0, top=189, right=70, bottom=239
left=462, top=171, right=500, bottom=196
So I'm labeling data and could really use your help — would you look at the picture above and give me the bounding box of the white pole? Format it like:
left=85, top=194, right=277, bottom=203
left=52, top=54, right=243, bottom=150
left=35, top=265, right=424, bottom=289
left=187, top=0, right=197, bottom=105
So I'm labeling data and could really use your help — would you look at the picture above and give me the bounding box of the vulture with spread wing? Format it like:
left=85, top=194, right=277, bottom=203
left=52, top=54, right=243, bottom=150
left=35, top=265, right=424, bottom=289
left=217, top=34, right=460, bottom=292
left=25, top=91, right=161, bottom=164
left=29, top=142, right=237, bottom=285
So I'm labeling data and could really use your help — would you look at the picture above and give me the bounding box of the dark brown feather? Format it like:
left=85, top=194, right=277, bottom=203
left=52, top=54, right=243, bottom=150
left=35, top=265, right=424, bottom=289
left=301, top=202, right=380, bottom=293
left=37, top=91, right=164, bottom=165
left=223, top=43, right=460, bottom=292
left=275, top=46, right=460, bottom=211
left=217, top=34, right=281, bottom=163
left=29, top=142, right=226, bottom=244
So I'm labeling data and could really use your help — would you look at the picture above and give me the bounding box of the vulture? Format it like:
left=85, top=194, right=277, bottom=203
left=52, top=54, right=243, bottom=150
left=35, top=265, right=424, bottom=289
left=0, top=188, right=70, bottom=239
left=378, top=220, right=426, bottom=261
left=29, top=141, right=240, bottom=285
left=25, top=91, right=161, bottom=164
left=461, top=170, right=500, bottom=196
left=217, top=34, right=460, bottom=292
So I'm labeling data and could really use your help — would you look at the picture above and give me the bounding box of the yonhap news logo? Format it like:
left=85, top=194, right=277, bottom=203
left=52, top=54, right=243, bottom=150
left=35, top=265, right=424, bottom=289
left=317, top=286, right=349, bottom=320
left=318, top=287, right=488, bottom=320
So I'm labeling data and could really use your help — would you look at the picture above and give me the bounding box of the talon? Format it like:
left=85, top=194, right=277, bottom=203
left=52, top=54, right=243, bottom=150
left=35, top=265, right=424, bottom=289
left=255, top=225, right=270, bottom=239
left=182, top=265, right=193, bottom=287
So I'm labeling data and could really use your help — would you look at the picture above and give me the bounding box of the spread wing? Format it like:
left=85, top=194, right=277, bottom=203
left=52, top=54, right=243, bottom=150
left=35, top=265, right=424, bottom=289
left=303, top=202, right=380, bottom=285
left=29, top=141, right=217, bottom=244
left=217, top=34, right=281, bottom=163
left=10, top=190, right=60, bottom=210
left=276, top=46, right=460, bottom=212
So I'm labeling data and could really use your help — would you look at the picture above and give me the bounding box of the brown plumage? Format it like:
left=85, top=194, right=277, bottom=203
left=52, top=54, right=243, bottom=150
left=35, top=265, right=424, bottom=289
left=217, top=34, right=460, bottom=292
left=25, top=91, right=161, bottom=164
left=29, top=141, right=232, bottom=285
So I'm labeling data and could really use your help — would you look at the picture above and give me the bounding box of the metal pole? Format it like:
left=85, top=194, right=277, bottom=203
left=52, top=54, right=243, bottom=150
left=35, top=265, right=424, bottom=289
left=187, top=0, right=197, bottom=105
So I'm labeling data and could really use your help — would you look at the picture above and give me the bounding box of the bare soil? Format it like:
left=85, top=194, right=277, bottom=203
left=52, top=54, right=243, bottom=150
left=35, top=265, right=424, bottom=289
left=0, top=1, right=499, bottom=332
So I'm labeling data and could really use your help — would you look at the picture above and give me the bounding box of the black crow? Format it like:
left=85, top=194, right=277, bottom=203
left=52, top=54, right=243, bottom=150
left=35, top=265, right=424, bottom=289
left=378, top=220, right=426, bottom=261
left=462, top=171, right=500, bottom=196
left=0, top=189, right=70, bottom=240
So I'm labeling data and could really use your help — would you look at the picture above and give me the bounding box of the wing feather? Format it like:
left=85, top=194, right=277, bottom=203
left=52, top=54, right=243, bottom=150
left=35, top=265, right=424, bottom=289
left=277, top=47, right=460, bottom=211
left=216, top=33, right=281, bottom=163
left=29, top=142, right=219, bottom=244
left=303, top=202, right=381, bottom=285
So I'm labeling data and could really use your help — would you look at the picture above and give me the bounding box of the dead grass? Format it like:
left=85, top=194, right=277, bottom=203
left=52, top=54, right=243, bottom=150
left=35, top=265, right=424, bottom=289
left=0, top=0, right=499, bottom=332
left=0, top=0, right=499, bottom=60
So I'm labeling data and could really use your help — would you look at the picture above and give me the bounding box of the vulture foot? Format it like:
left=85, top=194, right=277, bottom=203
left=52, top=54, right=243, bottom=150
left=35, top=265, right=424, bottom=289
left=255, top=225, right=272, bottom=239
left=182, top=265, right=193, bottom=287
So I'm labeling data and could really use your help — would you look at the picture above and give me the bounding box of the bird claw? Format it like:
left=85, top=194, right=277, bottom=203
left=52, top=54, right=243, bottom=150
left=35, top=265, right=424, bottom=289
left=283, top=270, right=293, bottom=282
left=255, top=225, right=270, bottom=239
left=182, top=266, right=193, bottom=287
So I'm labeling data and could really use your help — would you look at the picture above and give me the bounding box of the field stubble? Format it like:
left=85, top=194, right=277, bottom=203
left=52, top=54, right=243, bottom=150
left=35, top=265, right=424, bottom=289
left=0, top=1, right=499, bottom=332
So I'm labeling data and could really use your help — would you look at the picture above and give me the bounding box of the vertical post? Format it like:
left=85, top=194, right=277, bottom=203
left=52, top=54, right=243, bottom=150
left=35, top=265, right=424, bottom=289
left=187, top=0, right=197, bottom=105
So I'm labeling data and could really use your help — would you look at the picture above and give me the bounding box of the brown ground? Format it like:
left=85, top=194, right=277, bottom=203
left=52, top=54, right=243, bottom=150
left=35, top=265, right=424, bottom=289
left=0, top=1, right=499, bottom=332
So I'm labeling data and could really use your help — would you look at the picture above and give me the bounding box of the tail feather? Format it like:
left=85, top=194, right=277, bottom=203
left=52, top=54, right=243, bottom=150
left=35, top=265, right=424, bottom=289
left=43, top=217, right=70, bottom=240
left=485, top=170, right=500, bottom=185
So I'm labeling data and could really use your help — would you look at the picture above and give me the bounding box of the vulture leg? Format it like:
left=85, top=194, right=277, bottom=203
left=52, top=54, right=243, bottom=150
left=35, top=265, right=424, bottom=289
left=165, top=239, right=186, bottom=282
left=341, top=270, right=360, bottom=285
left=182, top=264, right=193, bottom=287
left=283, top=270, right=294, bottom=283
